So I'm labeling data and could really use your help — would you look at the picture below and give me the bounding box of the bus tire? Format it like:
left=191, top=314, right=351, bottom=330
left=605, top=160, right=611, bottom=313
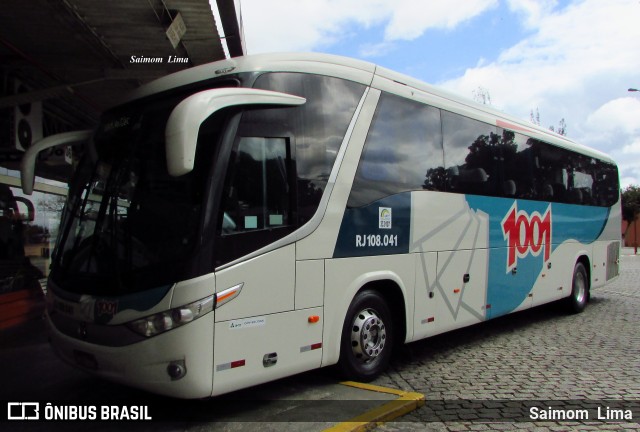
left=566, top=262, right=589, bottom=313
left=338, top=289, right=394, bottom=382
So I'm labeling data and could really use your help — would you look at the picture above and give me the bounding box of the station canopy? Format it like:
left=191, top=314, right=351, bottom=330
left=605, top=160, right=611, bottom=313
left=0, top=0, right=243, bottom=180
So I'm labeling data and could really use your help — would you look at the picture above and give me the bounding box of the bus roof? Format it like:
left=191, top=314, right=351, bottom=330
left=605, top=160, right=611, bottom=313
left=123, top=52, right=615, bottom=165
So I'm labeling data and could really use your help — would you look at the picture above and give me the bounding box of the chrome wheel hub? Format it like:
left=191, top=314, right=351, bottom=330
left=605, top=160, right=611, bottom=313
left=350, top=308, right=386, bottom=362
left=575, top=271, right=586, bottom=304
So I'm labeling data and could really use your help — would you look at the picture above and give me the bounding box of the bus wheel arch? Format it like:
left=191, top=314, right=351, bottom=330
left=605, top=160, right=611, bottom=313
left=338, top=280, right=406, bottom=381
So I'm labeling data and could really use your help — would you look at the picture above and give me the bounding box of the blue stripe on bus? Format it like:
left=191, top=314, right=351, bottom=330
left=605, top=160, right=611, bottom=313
left=334, top=192, right=610, bottom=318
left=465, top=195, right=610, bottom=317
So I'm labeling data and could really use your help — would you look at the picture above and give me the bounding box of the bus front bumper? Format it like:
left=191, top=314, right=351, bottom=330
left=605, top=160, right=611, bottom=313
left=45, top=311, right=215, bottom=399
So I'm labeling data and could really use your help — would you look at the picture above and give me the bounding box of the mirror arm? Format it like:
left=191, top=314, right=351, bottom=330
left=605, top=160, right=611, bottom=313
left=13, top=197, right=35, bottom=222
left=165, top=88, right=305, bottom=177
left=20, top=130, right=92, bottom=195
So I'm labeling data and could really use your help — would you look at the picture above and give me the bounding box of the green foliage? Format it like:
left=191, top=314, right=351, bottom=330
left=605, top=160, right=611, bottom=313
left=621, top=185, right=640, bottom=222
left=529, top=108, right=567, bottom=136
left=550, top=118, right=567, bottom=136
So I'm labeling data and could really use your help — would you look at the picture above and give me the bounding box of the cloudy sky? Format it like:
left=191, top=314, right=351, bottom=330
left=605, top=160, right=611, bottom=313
left=226, top=0, right=640, bottom=188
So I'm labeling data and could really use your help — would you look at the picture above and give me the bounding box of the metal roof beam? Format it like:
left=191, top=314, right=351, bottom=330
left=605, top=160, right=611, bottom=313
left=215, top=0, right=244, bottom=57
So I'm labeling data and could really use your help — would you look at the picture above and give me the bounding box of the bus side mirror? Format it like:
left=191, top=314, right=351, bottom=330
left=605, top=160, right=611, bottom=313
left=14, top=197, right=35, bottom=222
left=165, top=88, right=306, bottom=177
left=20, top=130, right=92, bottom=195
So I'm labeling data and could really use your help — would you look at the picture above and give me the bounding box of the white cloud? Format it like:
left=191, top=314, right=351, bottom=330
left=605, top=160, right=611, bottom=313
left=239, top=0, right=497, bottom=53
left=622, top=139, right=640, bottom=155
left=382, top=0, right=498, bottom=40
left=506, top=0, right=557, bottom=28
left=235, top=0, right=640, bottom=185
left=238, top=0, right=370, bottom=53
left=587, top=98, right=640, bottom=136
left=442, top=0, right=640, bottom=109
left=358, top=41, right=395, bottom=58
left=439, top=0, right=640, bottom=184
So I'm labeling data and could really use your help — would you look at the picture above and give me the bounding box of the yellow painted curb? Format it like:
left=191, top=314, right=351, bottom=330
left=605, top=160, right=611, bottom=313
left=323, top=381, right=425, bottom=432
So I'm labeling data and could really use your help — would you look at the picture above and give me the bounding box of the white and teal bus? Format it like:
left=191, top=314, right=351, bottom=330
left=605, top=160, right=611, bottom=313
left=21, top=53, right=621, bottom=399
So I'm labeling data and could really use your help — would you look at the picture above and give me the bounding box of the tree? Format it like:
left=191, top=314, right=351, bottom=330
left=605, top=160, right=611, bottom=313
left=530, top=108, right=540, bottom=126
left=621, top=185, right=640, bottom=223
left=472, top=87, right=492, bottom=105
left=549, top=118, right=567, bottom=136
left=529, top=107, right=567, bottom=136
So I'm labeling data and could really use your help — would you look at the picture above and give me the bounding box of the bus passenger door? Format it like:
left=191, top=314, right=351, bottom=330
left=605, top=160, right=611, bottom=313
left=210, top=134, right=322, bottom=396
left=213, top=244, right=323, bottom=396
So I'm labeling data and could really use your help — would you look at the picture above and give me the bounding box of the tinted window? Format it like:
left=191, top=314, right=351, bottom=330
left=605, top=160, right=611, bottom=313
left=221, top=137, right=291, bottom=234
left=533, top=139, right=570, bottom=203
left=594, top=162, right=619, bottom=207
left=500, top=131, right=537, bottom=199
left=526, top=139, right=618, bottom=206
left=253, top=72, right=365, bottom=223
left=348, top=93, right=444, bottom=207
left=214, top=73, right=365, bottom=266
left=566, top=153, right=595, bottom=205
left=443, top=111, right=498, bottom=197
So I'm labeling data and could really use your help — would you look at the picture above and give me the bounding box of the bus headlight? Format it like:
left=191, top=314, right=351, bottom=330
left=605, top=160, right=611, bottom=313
left=126, top=295, right=214, bottom=337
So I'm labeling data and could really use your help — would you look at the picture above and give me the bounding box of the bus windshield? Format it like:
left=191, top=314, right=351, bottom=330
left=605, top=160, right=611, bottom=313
left=51, top=90, right=226, bottom=296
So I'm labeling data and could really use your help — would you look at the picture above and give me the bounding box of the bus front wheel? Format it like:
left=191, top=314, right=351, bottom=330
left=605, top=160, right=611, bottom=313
left=338, top=290, right=394, bottom=382
left=567, top=262, right=589, bottom=313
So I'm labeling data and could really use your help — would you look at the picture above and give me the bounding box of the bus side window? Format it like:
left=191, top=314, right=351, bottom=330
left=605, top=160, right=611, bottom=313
left=442, top=111, right=499, bottom=197
left=221, top=137, right=291, bottom=234
left=253, top=72, right=365, bottom=224
left=348, top=92, right=444, bottom=208
left=214, top=73, right=365, bottom=266
left=500, top=131, right=537, bottom=200
left=594, top=162, right=619, bottom=207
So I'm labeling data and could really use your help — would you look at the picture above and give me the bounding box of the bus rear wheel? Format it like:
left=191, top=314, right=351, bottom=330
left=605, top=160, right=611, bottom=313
left=566, top=262, right=589, bottom=313
left=338, top=290, right=394, bottom=382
